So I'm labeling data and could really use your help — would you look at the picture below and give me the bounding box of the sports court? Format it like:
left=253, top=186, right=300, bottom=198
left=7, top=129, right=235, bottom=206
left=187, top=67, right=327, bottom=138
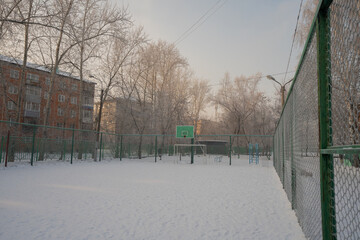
left=0, top=157, right=305, bottom=240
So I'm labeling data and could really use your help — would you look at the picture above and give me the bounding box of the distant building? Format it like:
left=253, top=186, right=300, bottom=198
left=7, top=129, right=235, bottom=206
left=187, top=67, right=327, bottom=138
left=94, top=97, right=152, bottom=134
left=194, top=119, right=202, bottom=135
left=0, top=54, right=95, bottom=130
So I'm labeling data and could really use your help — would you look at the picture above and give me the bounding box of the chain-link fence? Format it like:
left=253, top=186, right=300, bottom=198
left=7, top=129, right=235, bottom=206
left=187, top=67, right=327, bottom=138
left=0, top=120, right=272, bottom=167
left=273, top=0, right=360, bottom=239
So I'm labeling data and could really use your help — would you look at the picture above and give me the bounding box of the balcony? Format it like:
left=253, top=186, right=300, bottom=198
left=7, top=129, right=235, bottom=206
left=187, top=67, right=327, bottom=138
left=82, top=117, right=92, bottom=123
left=82, top=104, right=94, bottom=110
left=24, top=110, right=40, bottom=118
left=25, top=94, right=41, bottom=103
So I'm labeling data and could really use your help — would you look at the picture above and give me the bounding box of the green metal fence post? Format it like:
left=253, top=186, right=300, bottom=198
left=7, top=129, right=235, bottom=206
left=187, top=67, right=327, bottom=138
left=102, top=136, right=105, bottom=159
left=120, top=135, right=123, bottom=161
left=70, top=128, right=75, bottom=164
left=317, top=1, right=336, bottom=239
left=80, top=141, right=83, bottom=159
left=128, top=142, right=131, bottom=158
left=5, top=130, right=10, bottom=167
left=99, top=132, right=103, bottom=162
left=290, top=101, right=296, bottom=210
left=84, top=141, right=89, bottom=159
left=191, top=138, right=194, bottom=164
left=229, top=136, right=232, bottom=166
left=0, top=136, right=4, bottom=163
left=155, top=136, right=157, bottom=163
left=30, top=127, right=36, bottom=166
left=272, top=135, right=275, bottom=168
left=115, top=135, right=119, bottom=159
left=282, top=120, right=285, bottom=188
left=63, top=139, right=66, bottom=161
left=36, top=138, right=40, bottom=161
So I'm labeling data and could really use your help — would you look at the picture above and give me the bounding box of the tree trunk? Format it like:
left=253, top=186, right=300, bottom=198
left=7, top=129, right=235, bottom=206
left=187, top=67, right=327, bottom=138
left=138, top=135, right=143, bottom=159
left=352, top=154, right=359, bottom=168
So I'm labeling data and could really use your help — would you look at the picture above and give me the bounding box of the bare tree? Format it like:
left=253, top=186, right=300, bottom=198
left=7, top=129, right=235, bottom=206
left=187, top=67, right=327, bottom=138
left=0, top=0, right=48, bottom=124
left=63, top=0, right=132, bottom=159
left=0, top=0, right=23, bottom=40
left=127, top=62, right=152, bottom=158
left=214, top=73, right=264, bottom=134
left=150, top=42, right=188, bottom=131
left=68, top=0, right=130, bottom=126
left=213, top=73, right=265, bottom=150
left=188, top=78, right=210, bottom=138
left=31, top=0, right=77, bottom=160
left=0, top=0, right=50, bottom=161
left=91, top=26, right=146, bottom=160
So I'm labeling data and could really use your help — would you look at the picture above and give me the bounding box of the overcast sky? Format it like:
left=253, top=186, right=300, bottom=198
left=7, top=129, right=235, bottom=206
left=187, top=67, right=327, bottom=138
left=116, top=0, right=303, bottom=100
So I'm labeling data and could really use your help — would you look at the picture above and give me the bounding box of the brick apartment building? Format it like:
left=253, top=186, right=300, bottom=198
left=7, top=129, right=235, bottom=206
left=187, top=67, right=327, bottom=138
left=0, top=54, right=95, bottom=131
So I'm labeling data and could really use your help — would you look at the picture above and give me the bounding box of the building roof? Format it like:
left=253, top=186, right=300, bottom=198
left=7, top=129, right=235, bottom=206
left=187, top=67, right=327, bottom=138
left=0, top=54, right=96, bottom=84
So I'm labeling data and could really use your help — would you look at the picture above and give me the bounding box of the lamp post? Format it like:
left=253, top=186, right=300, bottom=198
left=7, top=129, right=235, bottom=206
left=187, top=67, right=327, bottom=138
left=266, top=75, right=293, bottom=107
left=89, top=75, right=104, bottom=133
left=89, top=75, right=104, bottom=161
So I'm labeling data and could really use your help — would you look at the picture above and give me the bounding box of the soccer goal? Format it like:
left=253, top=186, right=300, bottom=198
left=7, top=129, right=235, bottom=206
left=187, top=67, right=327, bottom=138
left=174, top=144, right=207, bottom=163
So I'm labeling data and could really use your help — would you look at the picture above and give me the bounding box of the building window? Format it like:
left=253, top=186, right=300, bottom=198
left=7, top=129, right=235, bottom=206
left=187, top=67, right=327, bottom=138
left=56, top=123, right=63, bottom=128
left=57, top=107, right=64, bottom=116
left=26, top=73, right=39, bottom=83
left=83, top=97, right=93, bottom=106
left=58, top=94, right=65, bottom=102
left=85, top=83, right=94, bottom=92
left=8, top=85, right=18, bottom=94
left=44, top=92, right=49, bottom=99
left=70, top=110, right=76, bottom=118
left=82, top=110, right=92, bottom=122
left=70, top=97, right=77, bottom=104
left=7, top=101, right=16, bottom=110
left=72, top=83, right=78, bottom=91
left=26, top=85, right=41, bottom=96
left=45, top=77, right=51, bottom=85
left=59, top=81, right=66, bottom=89
left=25, top=102, right=40, bottom=111
left=69, top=123, right=76, bottom=129
left=10, top=69, right=19, bottom=79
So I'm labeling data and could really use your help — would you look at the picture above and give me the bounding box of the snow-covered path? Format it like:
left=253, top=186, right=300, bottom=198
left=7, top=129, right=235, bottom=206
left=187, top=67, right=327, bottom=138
left=0, top=159, right=305, bottom=240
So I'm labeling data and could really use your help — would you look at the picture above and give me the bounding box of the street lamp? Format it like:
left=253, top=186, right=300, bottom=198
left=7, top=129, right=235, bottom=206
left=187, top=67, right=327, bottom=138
left=266, top=75, right=293, bottom=107
left=89, top=75, right=104, bottom=161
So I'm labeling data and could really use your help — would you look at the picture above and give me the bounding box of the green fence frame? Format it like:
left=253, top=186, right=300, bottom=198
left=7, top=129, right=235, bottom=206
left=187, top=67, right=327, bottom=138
left=0, top=119, right=272, bottom=166
left=317, top=1, right=336, bottom=238
left=273, top=0, right=360, bottom=239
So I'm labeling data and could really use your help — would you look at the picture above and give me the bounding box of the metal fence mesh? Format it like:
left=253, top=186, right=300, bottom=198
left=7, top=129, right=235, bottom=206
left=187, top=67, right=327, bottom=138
left=329, top=1, right=360, bottom=239
left=330, top=0, right=360, bottom=148
left=293, top=31, right=322, bottom=240
left=0, top=121, right=272, bottom=167
left=274, top=0, right=360, bottom=239
left=274, top=31, right=322, bottom=240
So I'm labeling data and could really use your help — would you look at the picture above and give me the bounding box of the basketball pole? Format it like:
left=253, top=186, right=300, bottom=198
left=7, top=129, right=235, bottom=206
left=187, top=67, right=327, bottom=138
left=191, top=138, right=194, bottom=164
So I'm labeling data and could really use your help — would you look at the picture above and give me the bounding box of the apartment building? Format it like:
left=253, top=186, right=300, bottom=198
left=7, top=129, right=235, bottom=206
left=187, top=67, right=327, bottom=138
left=94, top=97, right=153, bottom=135
left=0, top=54, right=95, bottom=131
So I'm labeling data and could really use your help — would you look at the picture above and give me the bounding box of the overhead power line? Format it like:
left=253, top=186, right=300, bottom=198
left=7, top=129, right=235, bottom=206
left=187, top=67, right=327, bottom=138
left=283, top=0, right=304, bottom=82
left=208, top=70, right=296, bottom=87
left=174, top=0, right=228, bottom=46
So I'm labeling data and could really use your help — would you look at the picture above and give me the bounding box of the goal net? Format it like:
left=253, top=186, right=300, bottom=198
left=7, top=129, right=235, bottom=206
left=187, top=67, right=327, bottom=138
left=174, top=144, right=207, bottom=159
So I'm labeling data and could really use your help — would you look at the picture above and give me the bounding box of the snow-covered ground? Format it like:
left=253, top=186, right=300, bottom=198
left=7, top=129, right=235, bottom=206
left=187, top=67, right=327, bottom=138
left=0, top=156, right=305, bottom=240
